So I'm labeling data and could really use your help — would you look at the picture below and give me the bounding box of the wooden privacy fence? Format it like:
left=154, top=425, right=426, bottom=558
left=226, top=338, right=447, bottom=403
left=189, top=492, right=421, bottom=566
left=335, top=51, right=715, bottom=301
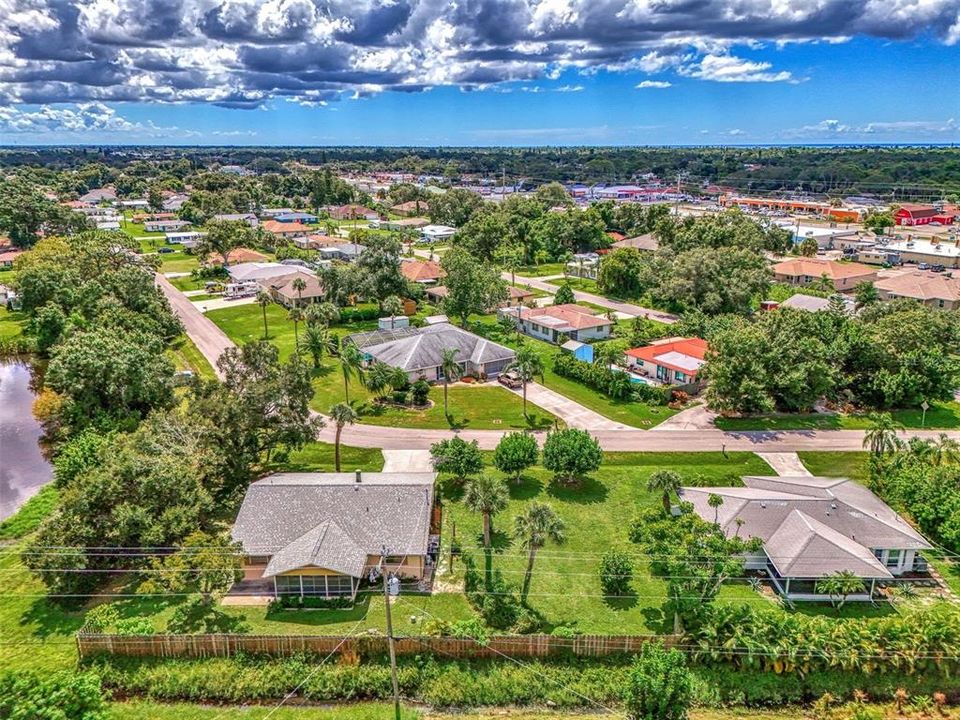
left=76, top=633, right=673, bottom=661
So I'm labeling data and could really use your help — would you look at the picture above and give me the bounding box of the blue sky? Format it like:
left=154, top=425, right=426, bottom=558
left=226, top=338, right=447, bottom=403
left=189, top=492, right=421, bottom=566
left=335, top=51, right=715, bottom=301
left=1, top=1, right=958, bottom=146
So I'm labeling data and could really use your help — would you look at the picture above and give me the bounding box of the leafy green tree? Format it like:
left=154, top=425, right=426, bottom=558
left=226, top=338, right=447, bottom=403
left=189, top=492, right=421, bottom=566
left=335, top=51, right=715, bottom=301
left=53, top=428, right=111, bottom=488
left=798, top=237, right=819, bottom=257
left=817, top=570, right=865, bottom=611
left=440, top=247, right=508, bottom=326
left=493, top=431, right=539, bottom=483
left=455, top=205, right=511, bottom=260
left=354, top=234, right=407, bottom=303
left=464, top=474, right=510, bottom=548
left=863, top=210, right=895, bottom=236
left=542, top=429, right=602, bottom=484
left=0, top=181, right=89, bottom=248
left=623, top=643, right=692, bottom=720
left=430, top=436, right=483, bottom=483
left=507, top=346, right=544, bottom=417
left=429, top=188, right=484, bottom=227
left=599, top=549, right=634, bottom=596
left=707, top=492, right=724, bottom=525
left=140, top=531, right=243, bottom=605
left=552, top=283, right=575, bottom=305
left=288, top=306, right=303, bottom=351
left=533, top=182, right=573, bottom=208
left=329, top=402, right=359, bottom=472
left=597, top=247, right=652, bottom=298
left=647, top=470, right=682, bottom=514
left=494, top=242, right=525, bottom=285
left=0, top=671, right=106, bottom=720
left=659, top=246, right=771, bottom=315
left=515, top=501, right=566, bottom=602
left=440, top=347, right=462, bottom=416
left=196, top=219, right=256, bottom=267
left=304, top=301, right=340, bottom=327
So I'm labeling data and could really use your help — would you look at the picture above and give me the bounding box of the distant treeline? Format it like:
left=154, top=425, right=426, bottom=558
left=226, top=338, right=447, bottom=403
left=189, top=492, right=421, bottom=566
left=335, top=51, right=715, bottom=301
left=1, top=145, right=959, bottom=199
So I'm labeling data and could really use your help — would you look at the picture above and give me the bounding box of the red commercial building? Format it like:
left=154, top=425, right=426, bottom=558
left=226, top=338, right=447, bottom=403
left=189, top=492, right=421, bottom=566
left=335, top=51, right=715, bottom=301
left=894, top=204, right=955, bottom=227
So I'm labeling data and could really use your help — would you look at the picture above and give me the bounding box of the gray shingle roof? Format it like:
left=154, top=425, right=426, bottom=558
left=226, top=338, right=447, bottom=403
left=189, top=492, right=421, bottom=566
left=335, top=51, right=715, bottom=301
left=679, top=475, right=931, bottom=578
left=346, top=323, right=515, bottom=373
left=232, top=472, right=435, bottom=578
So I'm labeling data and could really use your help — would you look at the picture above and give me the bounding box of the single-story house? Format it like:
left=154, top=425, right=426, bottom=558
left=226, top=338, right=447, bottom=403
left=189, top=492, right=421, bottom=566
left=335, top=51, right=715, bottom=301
left=326, top=204, right=376, bottom=221
left=262, top=220, right=310, bottom=238
left=259, top=269, right=324, bottom=308
left=391, top=200, right=427, bottom=217
left=875, top=270, right=960, bottom=310
left=95, top=219, right=121, bottom=231
left=345, top=322, right=516, bottom=383
left=120, top=199, right=150, bottom=209
left=231, top=471, right=438, bottom=599
left=319, top=243, right=365, bottom=262
left=0, top=249, right=23, bottom=268
left=380, top=217, right=430, bottom=231
left=780, top=293, right=856, bottom=314
left=162, top=194, right=189, bottom=212
left=420, top=224, right=456, bottom=243
left=772, top=257, right=877, bottom=292
left=213, top=213, right=259, bottom=227
left=275, top=212, right=318, bottom=224
left=293, top=234, right=343, bottom=250
left=166, top=231, right=205, bottom=245
left=144, top=219, right=190, bottom=233
left=612, top=233, right=659, bottom=252
left=566, top=253, right=601, bottom=280
left=259, top=207, right=295, bottom=218
left=625, top=337, right=708, bottom=389
left=228, top=262, right=304, bottom=283
left=680, top=475, right=933, bottom=602
left=425, top=284, right=532, bottom=308
left=498, top=303, right=613, bottom=342
left=400, top=259, right=445, bottom=284
left=79, top=187, right=117, bottom=204
left=206, top=248, right=269, bottom=266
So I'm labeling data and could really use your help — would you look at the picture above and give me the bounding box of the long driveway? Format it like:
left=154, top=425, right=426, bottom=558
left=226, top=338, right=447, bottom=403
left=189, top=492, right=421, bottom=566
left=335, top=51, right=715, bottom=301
left=158, top=272, right=959, bottom=452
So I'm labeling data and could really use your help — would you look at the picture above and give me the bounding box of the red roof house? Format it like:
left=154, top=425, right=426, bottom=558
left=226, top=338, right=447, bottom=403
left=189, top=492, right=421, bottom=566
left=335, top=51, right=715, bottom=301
left=625, top=337, right=709, bottom=387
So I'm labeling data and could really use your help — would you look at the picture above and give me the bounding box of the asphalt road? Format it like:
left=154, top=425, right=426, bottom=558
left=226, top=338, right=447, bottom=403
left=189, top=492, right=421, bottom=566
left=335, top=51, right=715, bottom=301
left=156, top=273, right=233, bottom=380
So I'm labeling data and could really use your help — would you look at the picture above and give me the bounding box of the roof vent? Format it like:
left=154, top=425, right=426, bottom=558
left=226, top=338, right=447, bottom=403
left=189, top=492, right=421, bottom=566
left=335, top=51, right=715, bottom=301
left=760, top=501, right=766, bottom=509
left=355, top=470, right=362, bottom=483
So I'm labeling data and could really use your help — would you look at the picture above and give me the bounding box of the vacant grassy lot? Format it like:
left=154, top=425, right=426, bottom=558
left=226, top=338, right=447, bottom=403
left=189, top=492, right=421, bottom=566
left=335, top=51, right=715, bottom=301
left=714, top=402, right=960, bottom=431
left=166, top=334, right=217, bottom=380
left=516, top=263, right=567, bottom=277
left=472, top=317, right=677, bottom=428
left=207, top=303, right=558, bottom=430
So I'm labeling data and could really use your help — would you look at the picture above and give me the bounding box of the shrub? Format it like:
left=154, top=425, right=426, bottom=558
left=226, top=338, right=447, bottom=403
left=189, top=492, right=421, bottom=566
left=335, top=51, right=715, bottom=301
left=411, top=378, right=430, bottom=405
left=599, top=549, right=634, bottom=596
left=269, top=595, right=354, bottom=611
left=391, top=389, right=409, bottom=405
left=553, top=352, right=670, bottom=405
left=0, top=671, right=106, bottom=720
left=542, top=428, right=602, bottom=484
left=114, top=617, right=156, bottom=636
left=623, top=643, right=692, bottom=720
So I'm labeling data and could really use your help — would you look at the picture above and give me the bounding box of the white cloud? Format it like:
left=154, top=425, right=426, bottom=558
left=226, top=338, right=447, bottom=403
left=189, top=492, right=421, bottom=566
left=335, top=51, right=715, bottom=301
left=679, top=54, right=794, bottom=83
left=636, top=80, right=672, bottom=89
left=0, top=102, right=193, bottom=136
left=784, top=117, right=959, bottom=139
left=554, top=84, right=583, bottom=92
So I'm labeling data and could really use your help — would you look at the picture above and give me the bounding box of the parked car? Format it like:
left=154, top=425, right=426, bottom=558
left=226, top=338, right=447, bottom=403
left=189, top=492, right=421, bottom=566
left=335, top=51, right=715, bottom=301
left=498, top=371, right=523, bottom=389
left=931, top=264, right=946, bottom=273
left=918, top=262, right=930, bottom=270
left=158, top=247, right=175, bottom=254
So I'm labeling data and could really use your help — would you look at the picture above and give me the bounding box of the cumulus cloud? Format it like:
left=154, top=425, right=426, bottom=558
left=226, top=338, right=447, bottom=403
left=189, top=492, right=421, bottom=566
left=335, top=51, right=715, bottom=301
left=636, top=80, right=672, bottom=89
left=0, top=0, right=957, bottom=106
left=0, top=102, right=194, bottom=136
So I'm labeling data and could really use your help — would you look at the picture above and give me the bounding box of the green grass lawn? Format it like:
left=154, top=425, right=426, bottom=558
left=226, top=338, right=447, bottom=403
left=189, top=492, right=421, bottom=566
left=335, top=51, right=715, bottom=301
left=0, top=306, right=28, bottom=341
left=471, top=317, right=677, bottom=429
left=265, top=440, right=384, bottom=473
left=166, top=334, right=217, bottom=380
left=715, top=402, right=960, bottom=431
left=796, top=451, right=870, bottom=483
left=561, top=277, right=601, bottom=293
left=207, top=303, right=559, bottom=430
left=108, top=701, right=422, bottom=720
left=516, top=263, right=567, bottom=277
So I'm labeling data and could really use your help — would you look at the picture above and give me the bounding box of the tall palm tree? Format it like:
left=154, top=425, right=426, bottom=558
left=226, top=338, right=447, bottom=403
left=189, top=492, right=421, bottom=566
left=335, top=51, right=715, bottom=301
left=329, top=402, right=358, bottom=472
left=464, top=474, right=509, bottom=548
left=707, top=493, right=724, bottom=526
left=515, top=502, right=566, bottom=602
left=863, top=412, right=904, bottom=457
left=292, top=276, right=307, bottom=307
left=256, top=291, right=272, bottom=340
left=933, top=433, right=960, bottom=466
left=288, top=306, right=304, bottom=352
left=440, top=347, right=462, bottom=417
left=647, top=469, right=682, bottom=514
left=299, top=323, right=334, bottom=368
left=383, top=295, right=404, bottom=329
left=340, top=343, right=364, bottom=403
left=507, top=346, right=544, bottom=418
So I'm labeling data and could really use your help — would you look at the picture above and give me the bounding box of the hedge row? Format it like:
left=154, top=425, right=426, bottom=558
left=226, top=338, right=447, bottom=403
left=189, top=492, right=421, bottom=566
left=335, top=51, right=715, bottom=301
left=553, top=352, right=671, bottom=405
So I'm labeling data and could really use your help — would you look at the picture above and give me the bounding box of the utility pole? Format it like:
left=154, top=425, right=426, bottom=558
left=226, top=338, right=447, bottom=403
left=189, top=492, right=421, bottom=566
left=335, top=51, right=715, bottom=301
left=381, top=552, right=402, bottom=720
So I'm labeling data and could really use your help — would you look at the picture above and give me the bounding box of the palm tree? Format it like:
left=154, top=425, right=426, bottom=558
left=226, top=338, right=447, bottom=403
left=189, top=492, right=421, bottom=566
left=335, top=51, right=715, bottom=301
left=329, top=402, right=358, bottom=472
left=256, top=291, right=272, bottom=340
left=440, top=347, right=462, bottom=417
left=707, top=493, right=724, bottom=526
left=817, top=570, right=865, bottom=611
left=647, top=470, right=682, bottom=514
left=288, top=306, right=304, bottom=352
left=932, top=433, right=960, bottom=466
left=340, top=343, right=364, bottom=403
left=299, top=323, right=334, bottom=368
left=364, top=361, right=393, bottom=399
left=507, top=346, right=544, bottom=418
left=515, top=502, right=566, bottom=602
left=382, top=295, right=404, bottom=329
left=292, top=276, right=307, bottom=307
left=863, top=412, right=904, bottom=457
left=464, top=474, right=509, bottom=548
left=305, top=301, right=340, bottom=327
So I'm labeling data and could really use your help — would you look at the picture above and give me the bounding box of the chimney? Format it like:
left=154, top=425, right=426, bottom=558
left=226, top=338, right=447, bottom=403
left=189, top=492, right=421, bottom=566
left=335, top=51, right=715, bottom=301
left=355, top=470, right=362, bottom=483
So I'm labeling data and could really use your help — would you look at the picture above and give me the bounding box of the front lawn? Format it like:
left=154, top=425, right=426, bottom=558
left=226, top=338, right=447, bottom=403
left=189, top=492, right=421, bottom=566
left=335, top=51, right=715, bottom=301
left=714, top=402, right=960, bottom=431
left=516, top=263, right=567, bottom=277
left=207, top=303, right=559, bottom=430
left=472, top=317, right=678, bottom=428
left=796, top=451, right=870, bottom=484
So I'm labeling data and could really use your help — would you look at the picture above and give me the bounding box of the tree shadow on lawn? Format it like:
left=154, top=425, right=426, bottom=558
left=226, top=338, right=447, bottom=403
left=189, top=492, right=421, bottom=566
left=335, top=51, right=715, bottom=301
left=602, top=590, right=639, bottom=611
left=640, top=605, right=673, bottom=634
left=19, top=598, right=86, bottom=639
left=546, top=475, right=609, bottom=504
left=516, top=413, right=555, bottom=431
left=507, top=474, right=543, bottom=500
left=264, top=595, right=373, bottom=627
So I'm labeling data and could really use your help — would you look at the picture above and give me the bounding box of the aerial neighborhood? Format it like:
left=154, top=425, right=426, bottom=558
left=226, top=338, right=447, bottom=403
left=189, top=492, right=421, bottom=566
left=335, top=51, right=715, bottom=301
left=2, top=146, right=960, bottom=720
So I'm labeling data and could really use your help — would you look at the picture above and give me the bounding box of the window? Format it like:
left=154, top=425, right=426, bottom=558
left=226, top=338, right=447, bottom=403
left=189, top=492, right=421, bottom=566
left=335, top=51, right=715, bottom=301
left=885, top=549, right=901, bottom=568
left=275, top=576, right=301, bottom=596
left=327, top=575, right=354, bottom=596
left=300, top=575, right=326, bottom=596
left=939, top=299, right=945, bottom=308
left=384, top=555, right=405, bottom=565
left=675, top=371, right=686, bottom=383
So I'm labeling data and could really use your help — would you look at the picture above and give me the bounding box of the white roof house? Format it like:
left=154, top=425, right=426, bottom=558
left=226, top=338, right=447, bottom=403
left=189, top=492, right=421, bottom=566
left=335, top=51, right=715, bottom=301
left=420, top=225, right=457, bottom=243
left=228, top=262, right=306, bottom=283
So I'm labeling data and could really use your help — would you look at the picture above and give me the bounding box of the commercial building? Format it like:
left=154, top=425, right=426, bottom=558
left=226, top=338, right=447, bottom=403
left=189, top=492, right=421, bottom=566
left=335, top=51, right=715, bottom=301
left=894, top=204, right=955, bottom=227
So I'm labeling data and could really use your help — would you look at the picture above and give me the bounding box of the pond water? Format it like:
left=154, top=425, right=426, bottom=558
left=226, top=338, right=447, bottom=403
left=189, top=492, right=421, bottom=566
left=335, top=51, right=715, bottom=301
left=0, top=360, right=53, bottom=521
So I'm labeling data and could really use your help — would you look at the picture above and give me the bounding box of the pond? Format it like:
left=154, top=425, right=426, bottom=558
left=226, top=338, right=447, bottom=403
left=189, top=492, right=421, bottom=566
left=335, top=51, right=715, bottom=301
left=0, top=360, right=53, bottom=521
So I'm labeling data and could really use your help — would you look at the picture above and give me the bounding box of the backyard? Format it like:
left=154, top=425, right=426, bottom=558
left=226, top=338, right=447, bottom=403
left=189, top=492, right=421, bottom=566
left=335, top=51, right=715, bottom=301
left=206, top=302, right=559, bottom=430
